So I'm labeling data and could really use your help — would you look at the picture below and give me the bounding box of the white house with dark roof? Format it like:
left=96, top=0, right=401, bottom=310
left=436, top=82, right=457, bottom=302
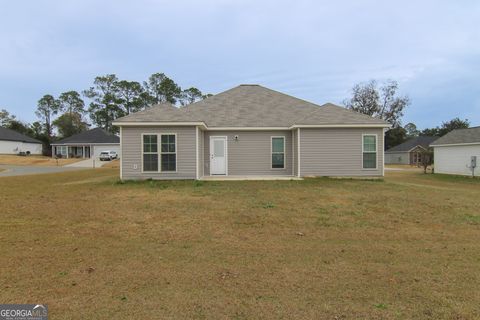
left=113, top=84, right=390, bottom=180
left=430, top=126, right=480, bottom=176
left=0, top=126, right=43, bottom=155
left=51, top=128, right=119, bottom=159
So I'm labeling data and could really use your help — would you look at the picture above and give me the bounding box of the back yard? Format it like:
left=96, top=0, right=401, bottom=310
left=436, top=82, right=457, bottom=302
left=0, top=169, right=479, bottom=319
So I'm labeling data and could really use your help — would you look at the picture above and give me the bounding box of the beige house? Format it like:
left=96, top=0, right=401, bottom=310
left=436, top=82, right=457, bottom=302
left=113, top=84, right=390, bottom=180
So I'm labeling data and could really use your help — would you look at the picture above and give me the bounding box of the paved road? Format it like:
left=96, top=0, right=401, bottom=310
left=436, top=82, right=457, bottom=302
left=65, top=158, right=107, bottom=168
left=0, top=165, right=87, bottom=177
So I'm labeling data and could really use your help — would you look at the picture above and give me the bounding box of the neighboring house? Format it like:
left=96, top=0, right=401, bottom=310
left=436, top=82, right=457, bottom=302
left=430, top=126, right=480, bottom=176
left=0, top=126, right=43, bottom=155
left=385, top=136, right=438, bottom=165
left=51, top=128, right=119, bottom=159
left=113, top=84, right=390, bottom=180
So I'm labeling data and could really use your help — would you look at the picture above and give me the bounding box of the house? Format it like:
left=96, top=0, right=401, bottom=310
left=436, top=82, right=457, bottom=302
left=0, top=126, right=43, bottom=155
left=51, top=128, right=119, bottom=159
left=112, top=84, right=390, bottom=180
left=385, top=136, right=438, bottom=165
left=430, top=126, right=480, bottom=176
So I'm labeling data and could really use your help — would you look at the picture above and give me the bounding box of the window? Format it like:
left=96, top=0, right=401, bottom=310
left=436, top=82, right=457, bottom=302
left=143, top=134, right=158, bottom=172
left=362, top=135, right=377, bottom=169
left=271, top=137, right=285, bottom=169
left=161, top=134, right=176, bottom=172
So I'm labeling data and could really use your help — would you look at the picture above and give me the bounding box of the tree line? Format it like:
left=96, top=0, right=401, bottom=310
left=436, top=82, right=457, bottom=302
left=343, top=80, right=470, bottom=149
left=0, top=72, right=210, bottom=155
left=1, top=76, right=472, bottom=155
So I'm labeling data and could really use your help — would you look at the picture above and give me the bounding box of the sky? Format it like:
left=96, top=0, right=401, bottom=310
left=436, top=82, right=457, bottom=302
left=1, top=0, right=479, bottom=129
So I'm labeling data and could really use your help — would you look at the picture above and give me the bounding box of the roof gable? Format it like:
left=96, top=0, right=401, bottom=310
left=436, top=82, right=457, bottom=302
left=0, top=127, right=42, bottom=144
left=114, top=85, right=389, bottom=128
left=53, top=128, right=119, bottom=145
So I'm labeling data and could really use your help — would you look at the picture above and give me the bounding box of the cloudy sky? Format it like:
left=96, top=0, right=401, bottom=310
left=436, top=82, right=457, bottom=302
left=1, top=0, right=479, bottom=129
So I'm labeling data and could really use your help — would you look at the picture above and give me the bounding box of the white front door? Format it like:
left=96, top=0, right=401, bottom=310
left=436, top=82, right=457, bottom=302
left=210, top=136, right=227, bottom=175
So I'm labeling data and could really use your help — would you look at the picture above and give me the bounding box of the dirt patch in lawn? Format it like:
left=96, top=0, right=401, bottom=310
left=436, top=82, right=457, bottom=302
left=0, top=154, right=82, bottom=166
left=0, top=169, right=479, bottom=319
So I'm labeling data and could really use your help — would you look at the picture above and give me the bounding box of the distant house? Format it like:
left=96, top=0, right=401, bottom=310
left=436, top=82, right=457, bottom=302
left=51, top=128, right=119, bottom=159
left=113, top=84, right=390, bottom=180
left=0, top=127, right=43, bottom=155
left=385, top=136, right=438, bottom=165
left=430, top=126, right=480, bottom=176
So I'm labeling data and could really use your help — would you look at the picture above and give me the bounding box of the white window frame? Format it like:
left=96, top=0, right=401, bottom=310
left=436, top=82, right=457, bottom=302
left=160, top=133, right=177, bottom=173
left=271, top=136, right=286, bottom=170
left=141, top=133, right=159, bottom=173
left=362, top=134, right=378, bottom=170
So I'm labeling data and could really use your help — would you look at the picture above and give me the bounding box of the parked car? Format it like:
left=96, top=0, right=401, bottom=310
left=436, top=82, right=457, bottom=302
left=99, top=151, right=118, bottom=161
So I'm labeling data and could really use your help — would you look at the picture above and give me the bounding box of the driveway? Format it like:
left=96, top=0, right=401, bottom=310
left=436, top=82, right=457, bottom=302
left=0, top=165, right=87, bottom=177
left=65, top=158, right=108, bottom=168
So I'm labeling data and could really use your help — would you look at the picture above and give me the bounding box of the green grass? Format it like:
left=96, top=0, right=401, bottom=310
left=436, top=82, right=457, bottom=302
left=0, top=168, right=479, bottom=319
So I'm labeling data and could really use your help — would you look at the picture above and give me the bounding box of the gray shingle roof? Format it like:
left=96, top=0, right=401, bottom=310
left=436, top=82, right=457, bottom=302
left=386, top=136, right=439, bottom=152
left=113, top=85, right=389, bottom=127
left=52, top=128, right=119, bottom=145
left=430, top=126, right=480, bottom=146
left=0, top=126, right=42, bottom=144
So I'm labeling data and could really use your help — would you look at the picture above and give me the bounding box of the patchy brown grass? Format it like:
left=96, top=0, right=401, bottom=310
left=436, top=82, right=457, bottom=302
left=0, top=169, right=479, bottom=319
left=0, top=154, right=82, bottom=166
left=101, top=159, right=120, bottom=168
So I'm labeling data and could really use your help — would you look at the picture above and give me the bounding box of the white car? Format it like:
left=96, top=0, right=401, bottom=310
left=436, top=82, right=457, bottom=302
left=99, top=151, right=118, bottom=161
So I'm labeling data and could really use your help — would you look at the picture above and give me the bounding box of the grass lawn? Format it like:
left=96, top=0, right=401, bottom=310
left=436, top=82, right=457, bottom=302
left=0, top=169, right=479, bottom=319
left=0, top=154, right=82, bottom=166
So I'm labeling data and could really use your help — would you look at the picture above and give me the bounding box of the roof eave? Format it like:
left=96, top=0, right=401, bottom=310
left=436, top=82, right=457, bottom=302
left=290, top=123, right=391, bottom=129
left=430, top=142, right=480, bottom=147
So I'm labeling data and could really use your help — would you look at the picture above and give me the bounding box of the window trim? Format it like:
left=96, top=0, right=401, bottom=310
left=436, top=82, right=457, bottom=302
left=160, top=133, right=177, bottom=173
left=141, top=133, right=159, bottom=173
left=362, top=133, right=378, bottom=170
left=271, top=136, right=286, bottom=170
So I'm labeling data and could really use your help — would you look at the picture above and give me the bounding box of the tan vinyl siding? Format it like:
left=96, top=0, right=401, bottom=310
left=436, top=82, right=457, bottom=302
left=292, top=129, right=298, bottom=176
left=299, top=128, right=384, bottom=176
left=197, top=128, right=204, bottom=178
left=203, top=131, right=293, bottom=176
left=121, top=126, right=196, bottom=180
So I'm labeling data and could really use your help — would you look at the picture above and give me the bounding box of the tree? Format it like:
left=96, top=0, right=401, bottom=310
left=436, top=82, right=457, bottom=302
left=344, top=80, right=410, bottom=128
left=143, top=73, right=182, bottom=105
left=0, top=109, right=16, bottom=127
left=36, top=94, right=59, bottom=140
left=438, top=118, right=469, bottom=136
left=30, top=121, right=45, bottom=139
left=6, top=119, right=34, bottom=136
left=180, top=87, right=203, bottom=106
left=404, top=122, right=419, bottom=138
left=53, top=112, right=88, bottom=138
left=421, top=117, right=470, bottom=137
left=83, top=74, right=121, bottom=133
left=420, top=148, right=434, bottom=174
left=58, top=91, right=85, bottom=116
left=116, top=80, right=147, bottom=115
left=420, top=127, right=439, bottom=136
left=385, top=126, right=407, bottom=150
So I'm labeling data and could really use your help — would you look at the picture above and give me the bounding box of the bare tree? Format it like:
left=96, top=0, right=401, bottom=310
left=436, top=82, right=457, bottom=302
left=344, top=80, right=410, bottom=127
left=420, top=148, right=434, bottom=174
